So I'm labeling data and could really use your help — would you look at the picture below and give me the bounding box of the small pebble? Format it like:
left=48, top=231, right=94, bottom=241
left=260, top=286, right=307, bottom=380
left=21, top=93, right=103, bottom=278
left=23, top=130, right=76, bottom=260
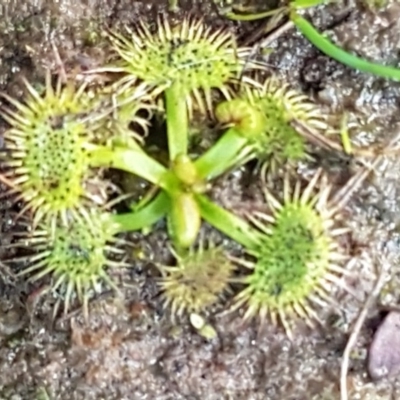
left=368, top=311, right=400, bottom=380
left=189, top=313, right=217, bottom=340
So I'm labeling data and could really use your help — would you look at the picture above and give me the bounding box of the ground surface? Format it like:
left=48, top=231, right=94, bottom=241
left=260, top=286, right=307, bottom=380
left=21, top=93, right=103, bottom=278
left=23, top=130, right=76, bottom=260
left=1, top=0, right=400, bottom=399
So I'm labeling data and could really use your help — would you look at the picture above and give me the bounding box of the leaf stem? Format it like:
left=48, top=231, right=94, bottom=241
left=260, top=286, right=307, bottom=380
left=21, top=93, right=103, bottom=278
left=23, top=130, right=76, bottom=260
left=196, top=194, right=261, bottom=249
left=113, top=191, right=170, bottom=232
left=88, top=144, right=176, bottom=191
left=224, top=7, right=286, bottom=21
left=195, top=129, right=253, bottom=180
left=291, top=12, right=400, bottom=81
left=165, top=83, right=189, bottom=160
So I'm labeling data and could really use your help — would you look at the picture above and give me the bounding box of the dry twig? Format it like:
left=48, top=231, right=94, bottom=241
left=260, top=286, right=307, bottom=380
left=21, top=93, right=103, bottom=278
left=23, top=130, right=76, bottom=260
left=340, top=255, right=390, bottom=400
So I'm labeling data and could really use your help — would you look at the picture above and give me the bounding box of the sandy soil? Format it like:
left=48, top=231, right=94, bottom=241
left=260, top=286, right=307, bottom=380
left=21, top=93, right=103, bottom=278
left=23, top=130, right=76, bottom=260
left=1, top=0, right=400, bottom=399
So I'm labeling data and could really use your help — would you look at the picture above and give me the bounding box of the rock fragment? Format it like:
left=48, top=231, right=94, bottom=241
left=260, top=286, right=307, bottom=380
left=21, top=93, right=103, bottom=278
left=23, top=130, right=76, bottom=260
left=368, top=311, right=400, bottom=380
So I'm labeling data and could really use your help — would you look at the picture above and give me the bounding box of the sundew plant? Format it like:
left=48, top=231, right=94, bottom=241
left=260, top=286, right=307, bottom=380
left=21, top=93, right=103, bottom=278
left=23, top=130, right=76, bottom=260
left=0, top=15, right=358, bottom=336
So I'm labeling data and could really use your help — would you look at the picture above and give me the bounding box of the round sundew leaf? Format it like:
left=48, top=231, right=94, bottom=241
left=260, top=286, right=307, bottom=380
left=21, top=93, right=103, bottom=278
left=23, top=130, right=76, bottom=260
left=19, top=209, right=121, bottom=316
left=231, top=172, right=346, bottom=338
left=159, top=242, right=235, bottom=316
left=235, top=77, right=328, bottom=172
left=247, top=202, right=330, bottom=311
left=107, top=17, right=256, bottom=114
left=1, top=75, right=98, bottom=225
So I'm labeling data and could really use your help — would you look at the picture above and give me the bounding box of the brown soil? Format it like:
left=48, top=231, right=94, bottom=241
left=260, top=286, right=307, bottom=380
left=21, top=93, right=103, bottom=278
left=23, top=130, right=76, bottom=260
left=1, top=0, right=400, bottom=399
